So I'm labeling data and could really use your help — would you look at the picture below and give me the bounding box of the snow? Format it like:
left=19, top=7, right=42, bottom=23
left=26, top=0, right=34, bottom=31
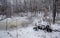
left=0, top=12, right=60, bottom=38
left=0, top=15, right=6, bottom=20
left=0, top=25, right=60, bottom=38
left=51, top=24, right=60, bottom=30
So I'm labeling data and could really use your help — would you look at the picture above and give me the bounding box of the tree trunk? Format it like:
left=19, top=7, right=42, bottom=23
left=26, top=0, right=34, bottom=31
left=53, top=0, right=56, bottom=24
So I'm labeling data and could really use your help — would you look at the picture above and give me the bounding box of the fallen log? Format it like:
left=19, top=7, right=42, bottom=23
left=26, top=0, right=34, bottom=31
left=33, top=25, right=60, bottom=32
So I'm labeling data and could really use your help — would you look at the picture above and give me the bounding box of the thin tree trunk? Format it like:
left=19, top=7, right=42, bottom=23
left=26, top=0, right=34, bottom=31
left=53, top=0, right=56, bottom=24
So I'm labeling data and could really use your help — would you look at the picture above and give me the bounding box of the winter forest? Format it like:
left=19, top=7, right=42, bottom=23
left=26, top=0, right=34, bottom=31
left=0, top=0, right=60, bottom=38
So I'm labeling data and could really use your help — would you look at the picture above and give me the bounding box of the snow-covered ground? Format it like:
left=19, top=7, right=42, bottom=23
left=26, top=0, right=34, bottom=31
left=0, top=12, right=60, bottom=38
left=0, top=24, right=60, bottom=38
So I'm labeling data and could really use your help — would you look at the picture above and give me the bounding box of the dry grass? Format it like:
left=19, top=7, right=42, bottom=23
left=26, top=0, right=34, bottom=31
left=0, top=19, right=28, bottom=30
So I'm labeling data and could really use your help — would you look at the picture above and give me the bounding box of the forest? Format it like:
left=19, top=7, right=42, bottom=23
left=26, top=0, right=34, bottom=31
left=0, top=0, right=60, bottom=38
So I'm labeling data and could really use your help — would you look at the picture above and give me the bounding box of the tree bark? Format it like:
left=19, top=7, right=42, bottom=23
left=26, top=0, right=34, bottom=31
left=53, top=0, right=56, bottom=24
